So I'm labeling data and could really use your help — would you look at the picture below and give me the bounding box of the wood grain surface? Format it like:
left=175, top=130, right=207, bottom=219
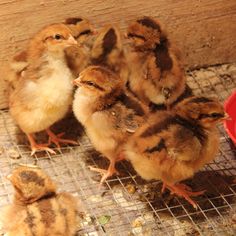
left=0, top=0, right=236, bottom=108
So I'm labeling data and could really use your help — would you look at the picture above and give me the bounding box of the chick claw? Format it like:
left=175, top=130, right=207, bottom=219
left=27, top=133, right=56, bottom=156
left=46, top=129, right=78, bottom=148
left=162, top=183, right=205, bottom=209
left=31, top=144, right=56, bottom=156
left=89, top=164, right=119, bottom=185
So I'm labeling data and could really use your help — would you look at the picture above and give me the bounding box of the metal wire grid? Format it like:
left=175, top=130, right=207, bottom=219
left=0, top=63, right=236, bottom=236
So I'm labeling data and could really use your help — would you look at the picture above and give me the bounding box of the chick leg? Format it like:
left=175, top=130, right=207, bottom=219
left=89, top=159, right=119, bottom=184
left=116, top=152, right=126, bottom=162
left=46, top=128, right=78, bottom=148
left=27, top=134, right=56, bottom=156
left=162, top=182, right=205, bottom=209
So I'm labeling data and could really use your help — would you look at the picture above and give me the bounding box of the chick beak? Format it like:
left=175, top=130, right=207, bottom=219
left=73, top=76, right=82, bottom=86
left=222, top=112, right=231, bottom=121
left=67, top=36, right=77, bottom=46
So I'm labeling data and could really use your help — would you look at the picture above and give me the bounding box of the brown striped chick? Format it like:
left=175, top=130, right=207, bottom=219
left=90, top=25, right=129, bottom=83
left=64, top=17, right=96, bottom=77
left=126, top=16, right=190, bottom=111
left=0, top=165, right=78, bottom=236
left=125, top=96, right=228, bottom=208
left=73, top=66, right=148, bottom=184
left=9, top=23, right=78, bottom=155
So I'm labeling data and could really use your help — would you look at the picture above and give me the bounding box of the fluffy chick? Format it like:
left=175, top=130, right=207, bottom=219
left=90, top=25, right=129, bottom=83
left=65, top=17, right=95, bottom=77
left=125, top=96, right=228, bottom=208
left=0, top=165, right=79, bottom=236
left=126, top=16, right=190, bottom=110
left=5, top=18, right=94, bottom=86
left=73, top=65, right=148, bottom=183
left=9, top=23, right=78, bottom=155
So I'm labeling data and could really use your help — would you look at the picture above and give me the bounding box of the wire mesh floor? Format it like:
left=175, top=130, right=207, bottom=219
left=0, top=63, right=236, bottom=236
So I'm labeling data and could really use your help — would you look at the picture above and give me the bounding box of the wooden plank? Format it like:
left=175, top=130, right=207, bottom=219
left=0, top=0, right=236, bottom=109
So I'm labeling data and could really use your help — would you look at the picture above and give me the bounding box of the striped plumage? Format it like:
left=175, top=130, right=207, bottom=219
left=125, top=96, right=227, bottom=208
left=126, top=16, right=190, bottom=111
left=64, top=17, right=95, bottom=77
left=91, top=25, right=129, bottom=83
left=0, top=166, right=79, bottom=236
left=73, top=66, right=149, bottom=183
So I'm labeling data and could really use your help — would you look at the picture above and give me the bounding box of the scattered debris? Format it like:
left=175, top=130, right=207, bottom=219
left=98, top=215, right=111, bottom=225
left=126, top=184, right=136, bottom=194
left=8, top=148, right=21, bottom=159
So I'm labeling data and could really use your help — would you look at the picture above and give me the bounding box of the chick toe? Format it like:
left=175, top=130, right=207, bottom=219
left=163, top=183, right=205, bottom=209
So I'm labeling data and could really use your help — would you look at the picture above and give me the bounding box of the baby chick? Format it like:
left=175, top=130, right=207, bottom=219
left=90, top=25, right=129, bottom=83
left=0, top=165, right=78, bottom=236
left=73, top=65, right=148, bottom=183
left=126, top=16, right=189, bottom=110
left=65, top=17, right=95, bottom=77
left=125, top=96, right=228, bottom=208
left=9, top=23, right=78, bottom=155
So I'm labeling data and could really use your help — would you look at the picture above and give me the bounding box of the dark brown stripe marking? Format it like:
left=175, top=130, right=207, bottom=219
left=174, top=116, right=206, bottom=144
left=65, top=17, right=83, bottom=24
left=24, top=210, right=36, bottom=236
left=171, top=85, right=193, bottom=107
left=92, top=28, right=117, bottom=64
left=19, top=171, right=45, bottom=186
left=189, top=97, right=213, bottom=104
left=118, top=93, right=145, bottom=116
left=91, top=66, right=115, bottom=76
left=149, top=102, right=167, bottom=112
left=137, top=17, right=161, bottom=31
left=75, top=30, right=92, bottom=39
left=145, top=138, right=166, bottom=153
left=154, top=38, right=173, bottom=72
left=38, top=198, right=56, bottom=228
left=141, top=116, right=174, bottom=137
left=141, top=115, right=206, bottom=144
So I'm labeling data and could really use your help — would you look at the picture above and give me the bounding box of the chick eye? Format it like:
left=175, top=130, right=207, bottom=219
left=81, top=80, right=105, bottom=91
left=210, top=113, right=223, bottom=118
left=54, top=34, right=62, bottom=40
left=86, top=81, right=95, bottom=86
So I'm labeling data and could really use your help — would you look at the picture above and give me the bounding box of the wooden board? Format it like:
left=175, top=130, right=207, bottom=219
left=0, top=0, right=236, bottom=109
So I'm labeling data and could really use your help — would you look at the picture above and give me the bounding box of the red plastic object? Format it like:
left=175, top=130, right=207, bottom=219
left=224, top=90, right=236, bottom=144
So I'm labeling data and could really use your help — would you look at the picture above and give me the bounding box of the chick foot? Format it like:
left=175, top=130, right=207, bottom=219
left=89, top=160, right=119, bottom=184
left=27, top=134, right=56, bottom=156
left=162, top=183, right=205, bottom=209
left=46, top=128, right=78, bottom=148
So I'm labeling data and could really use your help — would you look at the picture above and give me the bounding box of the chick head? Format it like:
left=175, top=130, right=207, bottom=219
left=65, top=17, right=95, bottom=44
left=126, top=16, right=163, bottom=51
left=175, top=96, right=227, bottom=128
left=73, top=65, right=123, bottom=97
left=91, top=25, right=122, bottom=64
left=33, top=23, right=77, bottom=52
left=7, top=165, right=57, bottom=204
